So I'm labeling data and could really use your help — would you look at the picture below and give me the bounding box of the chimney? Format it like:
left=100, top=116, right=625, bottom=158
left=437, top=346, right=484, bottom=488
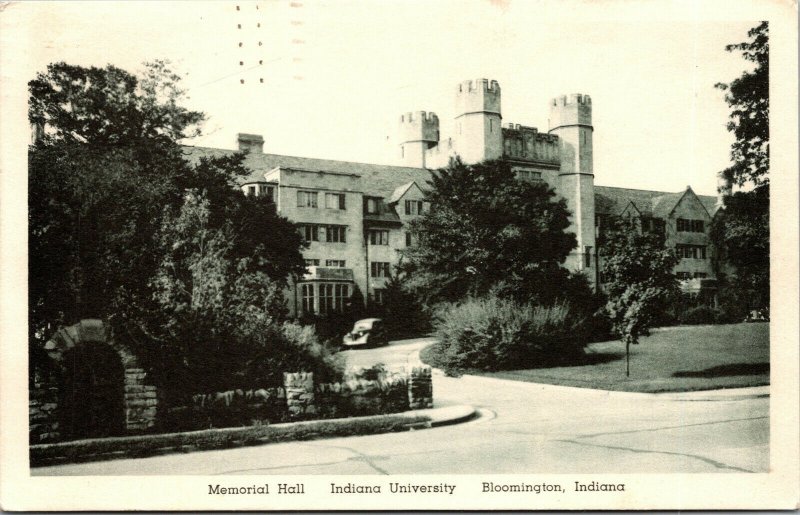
left=237, top=133, right=264, bottom=153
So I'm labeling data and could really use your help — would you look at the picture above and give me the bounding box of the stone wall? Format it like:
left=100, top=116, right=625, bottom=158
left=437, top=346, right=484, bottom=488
left=284, top=372, right=317, bottom=418
left=29, top=370, right=60, bottom=443
left=408, top=366, right=433, bottom=409
left=317, top=369, right=409, bottom=418
left=183, top=365, right=434, bottom=427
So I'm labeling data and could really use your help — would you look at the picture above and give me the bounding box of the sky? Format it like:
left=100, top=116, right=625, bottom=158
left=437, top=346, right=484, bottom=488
left=8, top=0, right=764, bottom=195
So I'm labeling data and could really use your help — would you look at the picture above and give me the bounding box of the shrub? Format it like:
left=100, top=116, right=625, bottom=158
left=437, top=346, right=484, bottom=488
left=678, top=305, right=720, bottom=325
left=426, top=295, right=586, bottom=376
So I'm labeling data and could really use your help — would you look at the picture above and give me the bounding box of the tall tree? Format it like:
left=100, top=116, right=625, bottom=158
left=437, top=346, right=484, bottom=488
left=712, top=22, right=770, bottom=310
left=29, top=61, right=313, bottom=402
left=402, top=158, right=577, bottom=305
left=715, top=22, right=769, bottom=188
left=600, top=217, right=679, bottom=376
left=28, top=61, right=204, bottom=342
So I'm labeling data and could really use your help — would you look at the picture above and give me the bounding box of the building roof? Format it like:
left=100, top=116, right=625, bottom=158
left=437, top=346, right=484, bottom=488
left=182, top=146, right=433, bottom=199
left=183, top=146, right=719, bottom=218
left=595, top=185, right=717, bottom=219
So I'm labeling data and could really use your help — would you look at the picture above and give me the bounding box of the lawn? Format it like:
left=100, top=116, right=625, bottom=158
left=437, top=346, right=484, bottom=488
left=469, top=323, right=769, bottom=393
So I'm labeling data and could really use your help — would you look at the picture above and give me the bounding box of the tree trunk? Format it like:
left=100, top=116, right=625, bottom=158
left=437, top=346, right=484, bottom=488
left=626, top=340, right=630, bottom=377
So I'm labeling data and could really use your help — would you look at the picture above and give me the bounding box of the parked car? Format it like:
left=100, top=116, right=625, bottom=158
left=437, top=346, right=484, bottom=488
left=342, top=318, right=389, bottom=348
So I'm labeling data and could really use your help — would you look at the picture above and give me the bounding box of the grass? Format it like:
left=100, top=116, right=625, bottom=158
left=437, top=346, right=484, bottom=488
left=31, top=412, right=430, bottom=467
left=423, top=322, right=769, bottom=393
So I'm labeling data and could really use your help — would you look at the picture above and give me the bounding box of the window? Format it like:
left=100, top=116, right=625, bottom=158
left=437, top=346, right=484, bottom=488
left=325, top=225, right=346, bottom=243
left=299, top=224, right=319, bottom=242
left=694, top=272, right=708, bottom=279
left=368, top=230, right=389, bottom=245
left=334, top=284, right=348, bottom=312
left=517, top=170, right=542, bottom=182
left=676, top=272, right=692, bottom=280
left=677, top=218, right=704, bottom=233
left=301, top=284, right=315, bottom=315
left=247, top=185, right=256, bottom=196
left=319, top=284, right=333, bottom=314
left=325, top=192, right=346, bottom=210
left=584, top=246, right=593, bottom=268
left=405, top=200, right=424, bottom=215
left=304, top=258, right=320, bottom=267
left=405, top=232, right=412, bottom=246
left=325, top=259, right=346, bottom=267
left=676, top=244, right=707, bottom=259
left=318, top=283, right=349, bottom=314
left=372, top=288, right=385, bottom=305
left=258, top=184, right=274, bottom=200
left=297, top=190, right=318, bottom=208
left=370, top=262, right=391, bottom=278
left=365, top=198, right=380, bottom=214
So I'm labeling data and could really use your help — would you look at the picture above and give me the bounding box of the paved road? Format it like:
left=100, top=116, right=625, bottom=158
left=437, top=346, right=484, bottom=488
left=33, top=338, right=768, bottom=475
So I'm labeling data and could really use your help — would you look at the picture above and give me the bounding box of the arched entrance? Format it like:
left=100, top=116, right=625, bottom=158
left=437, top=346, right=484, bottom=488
left=30, top=319, right=159, bottom=443
left=58, top=341, right=125, bottom=439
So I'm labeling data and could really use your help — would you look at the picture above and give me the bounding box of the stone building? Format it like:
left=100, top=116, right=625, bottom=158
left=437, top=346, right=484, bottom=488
left=184, top=78, right=720, bottom=316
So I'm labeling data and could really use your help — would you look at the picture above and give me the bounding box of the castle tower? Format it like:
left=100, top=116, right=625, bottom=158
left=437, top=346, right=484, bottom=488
left=549, top=94, right=596, bottom=285
left=398, top=111, right=439, bottom=168
left=453, top=78, right=502, bottom=164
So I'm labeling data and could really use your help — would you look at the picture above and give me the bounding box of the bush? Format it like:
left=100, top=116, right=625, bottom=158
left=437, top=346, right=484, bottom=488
left=678, top=305, right=720, bottom=325
left=426, top=295, right=586, bottom=376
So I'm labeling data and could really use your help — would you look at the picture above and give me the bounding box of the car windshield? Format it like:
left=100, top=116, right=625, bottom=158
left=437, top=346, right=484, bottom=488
left=352, top=320, right=376, bottom=332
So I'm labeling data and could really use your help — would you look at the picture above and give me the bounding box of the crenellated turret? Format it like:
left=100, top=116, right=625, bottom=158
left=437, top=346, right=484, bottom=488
left=549, top=93, right=595, bottom=284
left=398, top=110, right=440, bottom=168
left=453, top=78, right=503, bottom=164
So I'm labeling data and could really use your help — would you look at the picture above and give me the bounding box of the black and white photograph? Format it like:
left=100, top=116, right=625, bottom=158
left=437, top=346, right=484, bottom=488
left=0, top=0, right=797, bottom=511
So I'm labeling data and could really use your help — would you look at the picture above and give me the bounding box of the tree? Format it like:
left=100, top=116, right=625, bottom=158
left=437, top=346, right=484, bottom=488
left=715, top=22, right=769, bottom=189
left=712, top=22, right=770, bottom=311
left=599, top=216, right=679, bottom=376
left=28, top=62, right=203, bottom=343
left=28, top=62, right=313, bottom=402
left=133, top=190, right=314, bottom=399
left=402, top=158, right=577, bottom=305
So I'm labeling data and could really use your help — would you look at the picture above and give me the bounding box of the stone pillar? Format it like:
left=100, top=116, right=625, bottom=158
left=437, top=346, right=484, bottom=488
left=123, top=367, right=158, bottom=431
left=284, top=372, right=316, bottom=417
left=29, top=372, right=60, bottom=443
left=408, top=366, right=433, bottom=409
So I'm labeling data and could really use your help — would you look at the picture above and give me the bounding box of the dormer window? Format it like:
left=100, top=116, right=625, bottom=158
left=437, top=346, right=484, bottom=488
left=365, top=197, right=380, bottom=214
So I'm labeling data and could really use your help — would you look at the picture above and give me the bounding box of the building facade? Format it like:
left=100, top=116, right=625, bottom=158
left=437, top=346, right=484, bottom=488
left=184, top=78, right=720, bottom=316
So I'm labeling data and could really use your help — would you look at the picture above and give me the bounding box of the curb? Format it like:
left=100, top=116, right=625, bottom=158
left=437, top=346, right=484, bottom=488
left=452, top=373, right=770, bottom=402
left=31, top=404, right=479, bottom=468
left=412, top=404, right=477, bottom=427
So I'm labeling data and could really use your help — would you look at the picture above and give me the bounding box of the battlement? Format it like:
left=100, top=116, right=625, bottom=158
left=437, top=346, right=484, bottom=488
left=398, top=110, right=439, bottom=144
left=455, top=78, right=502, bottom=116
left=502, top=123, right=560, bottom=164
left=551, top=93, right=592, bottom=107
left=457, top=78, right=501, bottom=94
left=549, top=93, right=592, bottom=128
left=399, top=111, right=439, bottom=124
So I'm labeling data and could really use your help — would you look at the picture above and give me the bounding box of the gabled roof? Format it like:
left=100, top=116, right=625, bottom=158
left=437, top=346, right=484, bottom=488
left=388, top=181, right=420, bottom=204
left=651, top=191, right=686, bottom=218
left=182, top=146, right=433, bottom=199
left=595, top=185, right=716, bottom=219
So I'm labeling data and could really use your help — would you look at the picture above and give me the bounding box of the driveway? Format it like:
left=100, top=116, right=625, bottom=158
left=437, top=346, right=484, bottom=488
left=33, top=338, right=768, bottom=475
